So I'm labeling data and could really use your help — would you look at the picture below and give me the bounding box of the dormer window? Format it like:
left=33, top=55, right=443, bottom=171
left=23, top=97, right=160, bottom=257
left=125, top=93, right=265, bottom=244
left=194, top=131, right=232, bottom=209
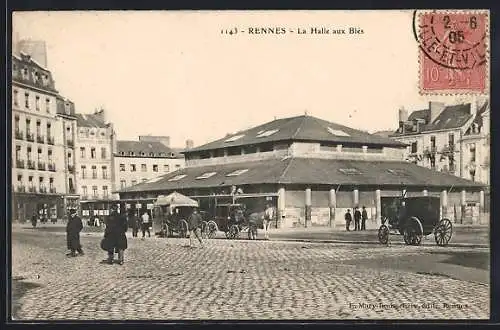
left=225, top=134, right=245, bottom=142
left=169, top=174, right=187, bottom=182
left=141, top=152, right=145, bottom=156
left=386, top=169, right=409, bottom=177
left=256, top=129, right=279, bottom=138
left=129, top=151, right=135, bottom=156
left=327, top=127, right=350, bottom=137
left=150, top=152, right=154, bottom=157
left=196, top=172, right=216, bottom=180
left=227, top=169, right=249, bottom=177
left=338, top=168, right=362, bottom=175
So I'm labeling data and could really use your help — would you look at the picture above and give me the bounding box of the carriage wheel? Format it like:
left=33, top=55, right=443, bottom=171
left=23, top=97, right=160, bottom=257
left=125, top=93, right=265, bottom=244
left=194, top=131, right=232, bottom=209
left=434, top=218, right=453, bottom=247
left=403, top=217, right=423, bottom=246
left=207, top=221, right=218, bottom=239
left=228, top=224, right=240, bottom=239
left=179, top=219, right=188, bottom=238
left=248, top=224, right=258, bottom=240
left=161, top=224, right=169, bottom=238
left=378, top=225, right=389, bottom=245
left=201, top=221, right=208, bottom=239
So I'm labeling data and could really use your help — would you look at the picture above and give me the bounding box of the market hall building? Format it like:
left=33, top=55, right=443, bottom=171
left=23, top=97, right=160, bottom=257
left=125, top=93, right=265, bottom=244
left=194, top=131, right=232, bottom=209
left=116, top=115, right=486, bottom=229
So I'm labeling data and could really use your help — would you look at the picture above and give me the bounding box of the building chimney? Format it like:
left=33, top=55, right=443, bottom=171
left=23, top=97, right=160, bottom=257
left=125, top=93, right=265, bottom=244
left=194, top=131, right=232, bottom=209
left=398, top=106, right=408, bottom=123
left=18, top=39, right=48, bottom=67
left=93, top=108, right=106, bottom=123
left=470, top=95, right=478, bottom=116
left=429, top=101, right=446, bottom=123
left=186, top=139, right=194, bottom=150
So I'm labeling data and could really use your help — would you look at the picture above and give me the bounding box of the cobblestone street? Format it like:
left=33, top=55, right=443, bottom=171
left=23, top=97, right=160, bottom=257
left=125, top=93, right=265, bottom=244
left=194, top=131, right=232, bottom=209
left=12, top=227, right=490, bottom=320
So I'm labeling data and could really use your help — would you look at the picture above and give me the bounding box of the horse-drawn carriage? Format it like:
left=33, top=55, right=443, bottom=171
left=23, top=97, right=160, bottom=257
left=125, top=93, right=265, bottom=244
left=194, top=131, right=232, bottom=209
left=377, top=194, right=453, bottom=246
left=154, top=192, right=197, bottom=238
left=209, top=203, right=258, bottom=240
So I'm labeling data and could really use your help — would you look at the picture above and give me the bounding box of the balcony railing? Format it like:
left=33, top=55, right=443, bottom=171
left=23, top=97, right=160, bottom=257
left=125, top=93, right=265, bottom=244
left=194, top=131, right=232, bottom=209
left=49, top=187, right=57, bottom=194
left=48, top=163, right=56, bottom=172
left=66, top=139, right=74, bottom=148
left=69, top=188, right=76, bottom=194
left=47, top=136, right=55, bottom=145
left=68, top=165, right=75, bottom=173
left=28, top=186, right=37, bottom=193
left=37, top=135, right=45, bottom=143
left=38, top=162, right=46, bottom=171
left=26, top=132, right=35, bottom=142
left=16, top=185, right=26, bottom=193
left=27, top=160, right=36, bottom=170
left=82, top=195, right=89, bottom=200
left=39, top=187, right=47, bottom=193
left=16, top=159, right=25, bottom=169
left=15, top=130, right=24, bottom=140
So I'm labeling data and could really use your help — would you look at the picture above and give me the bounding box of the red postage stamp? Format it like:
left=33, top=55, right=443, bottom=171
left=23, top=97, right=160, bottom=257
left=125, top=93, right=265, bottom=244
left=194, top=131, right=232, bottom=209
left=416, top=10, right=489, bottom=94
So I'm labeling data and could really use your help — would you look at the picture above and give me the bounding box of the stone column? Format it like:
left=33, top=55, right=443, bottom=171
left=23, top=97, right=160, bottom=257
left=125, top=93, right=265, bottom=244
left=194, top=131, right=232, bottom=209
left=375, top=189, right=381, bottom=226
left=460, top=189, right=467, bottom=224
left=479, top=190, right=485, bottom=213
left=441, top=190, right=448, bottom=218
left=305, top=188, right=312, bottom=228
left=277, top=187, right=286, bottom=229
left=329, top=188, right=336, bottom=228
left=423, top=189, right=428, bottom=196
left=353, top=188, right=359, bottom=207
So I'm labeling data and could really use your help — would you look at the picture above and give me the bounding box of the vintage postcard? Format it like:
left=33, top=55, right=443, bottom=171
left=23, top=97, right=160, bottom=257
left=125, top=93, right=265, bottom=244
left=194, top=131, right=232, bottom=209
left=10, top=10, right=490, bottom=321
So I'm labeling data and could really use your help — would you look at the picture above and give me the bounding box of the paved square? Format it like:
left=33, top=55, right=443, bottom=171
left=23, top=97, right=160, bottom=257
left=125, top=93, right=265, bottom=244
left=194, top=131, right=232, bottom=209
left=12, top=228, right=489, bottom=320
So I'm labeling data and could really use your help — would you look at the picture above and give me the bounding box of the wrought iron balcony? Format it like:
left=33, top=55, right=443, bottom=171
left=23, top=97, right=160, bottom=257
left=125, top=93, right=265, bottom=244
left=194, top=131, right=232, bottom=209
left=15, top=130, right=24, bottom=140
left=28, top=186, right=37, bottom=193
left=68, top=165, right=75, bottom=173
left=39, top=187, right=47, bottom=193
left=48, top=163, right=56, bottom=172
left=38, top=162, right=46, bottom=171
left=49, top=187, right=57, bottom=193
left=47, top=136, right=55, bottom=145
left=16, top=159, right=25, bottom=169
left=69, top=188, right=76, bottom=194
left=66, top=139, right=74, bottom=148
left=16, top=185, right=26, bottom=193
left=26, top=132, right=35, bottom=142
left=27, top=160, right=36, bottom=170
left=82, top=195, right=89, bottom=200
left=37, top=135, right=45, bottom=143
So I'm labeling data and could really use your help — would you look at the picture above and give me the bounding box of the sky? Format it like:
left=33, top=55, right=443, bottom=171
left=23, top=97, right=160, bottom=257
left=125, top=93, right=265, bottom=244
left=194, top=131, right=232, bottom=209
left=12, top=11, right=483, bottom=148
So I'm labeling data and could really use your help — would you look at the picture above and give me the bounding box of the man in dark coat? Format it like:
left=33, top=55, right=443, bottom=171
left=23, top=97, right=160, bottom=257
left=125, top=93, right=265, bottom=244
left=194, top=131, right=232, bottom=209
left=361, top=206, right=368, bottom=231
left=66, top=209, right=84, bottom=257
left=31, top=212, right=38, bottom=228
left=354, top=206, right=362, bottom=231
left=188, top=208, right=204, bottom=248
left=129, top=211, right=140, bottom=238
left=101, top=204, right=128, bottom=265
left=344, top=209, right=352, bottom=231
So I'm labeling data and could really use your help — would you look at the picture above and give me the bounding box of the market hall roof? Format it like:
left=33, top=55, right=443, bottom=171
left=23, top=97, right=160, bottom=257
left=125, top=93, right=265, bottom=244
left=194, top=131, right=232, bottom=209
left=116, top=141, right=183, bottom=158
left=185, top=115, right=406, bottom=153
left=117, top=157, right=484, bottom=194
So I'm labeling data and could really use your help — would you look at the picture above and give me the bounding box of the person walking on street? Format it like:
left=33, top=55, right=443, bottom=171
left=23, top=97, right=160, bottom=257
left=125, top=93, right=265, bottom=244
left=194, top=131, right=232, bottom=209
left=141, top=211, right=151, bottom=239
left=188, top=208, right=204, bottom=248
left=263, top=204, right=274, bottom=240
left=361, top=206, right=368, bottom=231
left=130, top=211, right=140, bottom=238
left=354, top=206, right=361, bottom=231
left=66, top=209, right=84, bottom=257
left=31, top=212, right=38, bottom=228
left=101, top=204, right=128, bottom=265
left=344, top=209, right=352, bottom=231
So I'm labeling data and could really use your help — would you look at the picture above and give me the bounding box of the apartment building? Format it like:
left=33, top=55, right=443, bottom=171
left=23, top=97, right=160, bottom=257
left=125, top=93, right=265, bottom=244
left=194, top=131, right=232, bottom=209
left=75, top=109, right=116, bottom=202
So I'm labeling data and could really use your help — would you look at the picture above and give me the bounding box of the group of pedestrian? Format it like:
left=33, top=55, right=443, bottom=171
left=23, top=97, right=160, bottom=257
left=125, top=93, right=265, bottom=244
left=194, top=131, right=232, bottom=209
left=344, top=206, right=368, bottom=231
left=128, top=211, right=152, bottom=239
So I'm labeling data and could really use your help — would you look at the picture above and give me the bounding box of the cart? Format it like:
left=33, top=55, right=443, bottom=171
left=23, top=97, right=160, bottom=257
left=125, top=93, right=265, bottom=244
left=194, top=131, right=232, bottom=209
left=377, top=194, right=453, bottom=246
left=154, top=192, right=199, bottom=238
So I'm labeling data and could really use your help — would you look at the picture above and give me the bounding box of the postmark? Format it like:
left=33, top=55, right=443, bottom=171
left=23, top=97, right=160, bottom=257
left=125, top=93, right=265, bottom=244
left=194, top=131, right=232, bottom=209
left=414, top=10, right=489, bottom=94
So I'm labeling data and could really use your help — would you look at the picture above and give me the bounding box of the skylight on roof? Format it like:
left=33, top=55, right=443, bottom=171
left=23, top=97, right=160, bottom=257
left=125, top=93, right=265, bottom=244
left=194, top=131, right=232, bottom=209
left=256, top=129, right=279, bottom=138
left=196, top=172, right=217, bottom=180
left=147, top=177, right=163, bottom=183
left=386, top=169, right=410, bottom=176
left=338, top=168, right=362, bottom=175
left=225, top=134, right=245, bottom=142
left=226, top=169, right=249, bottom=177
left=168, top=174, right=187, bottom=182
left=328, top=127, right=350, bottom=137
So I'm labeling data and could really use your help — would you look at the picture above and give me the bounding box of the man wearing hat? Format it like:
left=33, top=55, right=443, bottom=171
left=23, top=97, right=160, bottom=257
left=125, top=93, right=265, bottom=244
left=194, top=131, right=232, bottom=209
left=187, top=207, right=204, bottom=248
left=101, top=204, right=128, bottom=265
left=66, top=209, right=84, bottom=257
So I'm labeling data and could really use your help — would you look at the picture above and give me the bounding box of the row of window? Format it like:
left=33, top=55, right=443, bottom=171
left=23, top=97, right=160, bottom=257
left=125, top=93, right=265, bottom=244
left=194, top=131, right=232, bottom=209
left=80, top=165, right=109, bottom=179
left=120, top=178, right=149, bottom=189
left=80, top=147, right=107, bottom=160
left=13, top=89, right=52, bottom=113
left=14, top=116, right=53, bottom=136
left=79, top=127, right=109, bottom=139
left=409, top=134, right=456, bottom=154
left=16, top=174, right=56, bottom=192
left=15, top=145, right=54, bottom=163
left=118, top=151, right=176, bottom=157
left=80, top=185, right=109, bottom=198
left=119, top=163, right=180, bottom=172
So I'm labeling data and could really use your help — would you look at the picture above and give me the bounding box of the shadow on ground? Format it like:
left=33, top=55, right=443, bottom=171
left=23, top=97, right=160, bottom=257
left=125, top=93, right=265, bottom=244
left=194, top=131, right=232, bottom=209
left=430, top=251, right=489, bottom=270
left=11, top=278, right=43, bottom=320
